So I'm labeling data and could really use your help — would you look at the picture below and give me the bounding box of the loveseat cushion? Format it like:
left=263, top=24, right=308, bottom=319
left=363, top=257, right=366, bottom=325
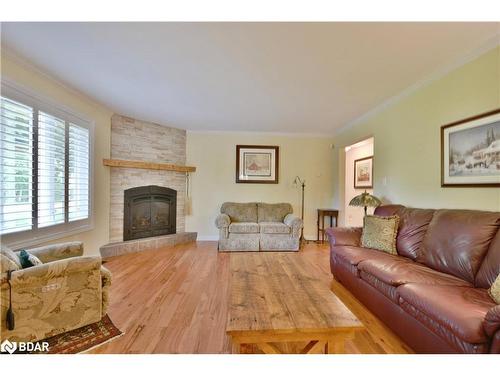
left=257, top=203, right=292, bottom=223
left=259, top=222, right=291, bottom=234
left=229, top=222, right=260, bottom=234
left=221, top=202, right=258, bottom=223
left=398, top=284, right=496, bottom=345
left=418, top=209, right=500, bottom=284
left=358, top=258, right=471, bottom=288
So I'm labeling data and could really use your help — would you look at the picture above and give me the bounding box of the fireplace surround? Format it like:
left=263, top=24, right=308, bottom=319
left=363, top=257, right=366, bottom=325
left=123, top=185, right=177, bottom=241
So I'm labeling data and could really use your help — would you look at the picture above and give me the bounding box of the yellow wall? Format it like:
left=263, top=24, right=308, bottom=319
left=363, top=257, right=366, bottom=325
left=186, top=132, right=335, bottom=240
left=1, top=53, right=113, bottom=255
left=332, top=46, right=500, bottom=215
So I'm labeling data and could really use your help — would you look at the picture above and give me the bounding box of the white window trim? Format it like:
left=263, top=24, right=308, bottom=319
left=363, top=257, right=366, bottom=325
left=0, top=78, right=95, bottom=250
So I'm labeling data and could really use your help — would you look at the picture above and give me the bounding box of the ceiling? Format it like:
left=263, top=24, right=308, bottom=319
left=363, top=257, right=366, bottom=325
left=1, top=22, right=499, bottom=134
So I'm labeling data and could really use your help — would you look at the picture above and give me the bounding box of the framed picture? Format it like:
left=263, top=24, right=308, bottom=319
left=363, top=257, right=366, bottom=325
left=354, top=156, right=373, bottom=189
left=236, top=145, right=279, bottom=184
left=441, top=109, right=500, bottom=187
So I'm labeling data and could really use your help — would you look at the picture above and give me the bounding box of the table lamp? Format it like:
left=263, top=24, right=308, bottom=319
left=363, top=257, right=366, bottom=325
left=349, top=190, right=381, bottom=216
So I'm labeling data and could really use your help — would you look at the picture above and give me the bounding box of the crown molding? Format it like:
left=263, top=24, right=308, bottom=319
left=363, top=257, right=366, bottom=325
left=334, top=32, right=500, bottom=136
left=187, top=129, right=335, bottom=138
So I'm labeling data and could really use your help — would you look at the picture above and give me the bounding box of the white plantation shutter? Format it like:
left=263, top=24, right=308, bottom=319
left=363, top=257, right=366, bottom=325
left=0, top=87, right=92, bottom=242
left=37, top=111, right=66, bottom=227
left=0, top=97, right=34, bottom=234
left=68, top=123, right=89, bottom=221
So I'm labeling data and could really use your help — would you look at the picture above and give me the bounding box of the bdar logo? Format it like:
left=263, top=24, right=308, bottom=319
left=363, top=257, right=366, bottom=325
left=1, top=339, right=17, bottom=354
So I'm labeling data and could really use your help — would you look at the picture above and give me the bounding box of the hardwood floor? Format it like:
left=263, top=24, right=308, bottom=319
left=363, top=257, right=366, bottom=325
left=90, top=241, right=412, bottom=354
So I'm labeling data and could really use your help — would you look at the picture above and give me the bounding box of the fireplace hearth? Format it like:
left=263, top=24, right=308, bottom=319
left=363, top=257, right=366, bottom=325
left=124, top=185, right=177, bottom=241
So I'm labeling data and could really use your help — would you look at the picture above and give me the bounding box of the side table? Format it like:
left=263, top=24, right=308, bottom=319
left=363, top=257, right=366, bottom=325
left=317, top=209, right=339, bottom=243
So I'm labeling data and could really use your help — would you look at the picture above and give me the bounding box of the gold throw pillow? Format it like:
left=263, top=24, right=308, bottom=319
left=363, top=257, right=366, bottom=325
left=361, top=215, right=400, bottom=255
left=489, top=274, right=500, bottom=304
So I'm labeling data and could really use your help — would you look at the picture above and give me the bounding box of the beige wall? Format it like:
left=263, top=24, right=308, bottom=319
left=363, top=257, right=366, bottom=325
left=333, top=47, right=500, bottom=215
left=186, top=132, right=335, bottom=240
left=344, top=138, right=374, bottom=227
left=1, top=53, right=113, bottom=255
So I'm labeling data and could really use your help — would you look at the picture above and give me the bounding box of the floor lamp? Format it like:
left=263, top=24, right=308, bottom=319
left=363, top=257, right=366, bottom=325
left=293, top=176, right=306, bottom=245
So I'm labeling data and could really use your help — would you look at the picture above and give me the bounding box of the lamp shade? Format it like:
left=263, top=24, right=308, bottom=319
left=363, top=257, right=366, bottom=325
left=349, top=191, right=381, bottom=208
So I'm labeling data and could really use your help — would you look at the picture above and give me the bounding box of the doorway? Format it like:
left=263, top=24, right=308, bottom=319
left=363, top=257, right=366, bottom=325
left=344, top=137, right=374, bottom=227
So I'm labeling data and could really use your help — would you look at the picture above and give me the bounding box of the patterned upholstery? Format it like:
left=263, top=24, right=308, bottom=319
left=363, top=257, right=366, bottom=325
left=216, top=202, right=303, bottom=251
left=257, top=203, right=292, bottom=223
left=490, top=274, right=500, bottom=304
left=221, top=202, right=258, bottom=222
left=229, top=222, right=260, bottom=234
left=0, top=242, right=111, bottom=343
left=361, top=215, right=400, bottom=255
left=259, top=222, right=291, bottom=234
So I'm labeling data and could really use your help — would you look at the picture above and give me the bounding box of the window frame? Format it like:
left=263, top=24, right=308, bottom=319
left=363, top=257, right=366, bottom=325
left=1, top=79, right=94, bottom=249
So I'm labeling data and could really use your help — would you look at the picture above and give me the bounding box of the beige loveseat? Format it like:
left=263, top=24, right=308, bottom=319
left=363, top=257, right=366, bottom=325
left=215, top=202, right=303, bottom=251
left=0, top=242, right=111, bottom=343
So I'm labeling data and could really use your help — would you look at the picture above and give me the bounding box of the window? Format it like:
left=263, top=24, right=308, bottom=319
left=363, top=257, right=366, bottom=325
left=0, top=82, right=92, bottom=246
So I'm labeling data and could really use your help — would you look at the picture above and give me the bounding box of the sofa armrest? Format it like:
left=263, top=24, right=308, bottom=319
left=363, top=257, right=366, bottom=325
left=28, top=241, right=84, bottom=263
left=325, top=227, right=362, bottom=247
left=484, top=304, right=500, bottom=338
left=10, top=256, right=101, bottom=288
left=284, top=214, right=303, bottom=238
left=215, top=214, right=231, bottom=229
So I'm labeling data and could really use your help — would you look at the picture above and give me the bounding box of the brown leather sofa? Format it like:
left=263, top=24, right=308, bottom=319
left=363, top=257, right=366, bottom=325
left=327, top=205, right=500, bottom=354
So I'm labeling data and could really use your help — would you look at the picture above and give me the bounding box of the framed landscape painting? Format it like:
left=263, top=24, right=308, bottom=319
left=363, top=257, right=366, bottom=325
left=441, top=109, right=500, bottom=187
left=236, top=145, right=279, bottom=184
left=354, top=156, right=373, bottom=189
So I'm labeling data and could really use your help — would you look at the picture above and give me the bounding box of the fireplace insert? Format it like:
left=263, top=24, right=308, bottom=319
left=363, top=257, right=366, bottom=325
left=123, top=185, right=176, bottom=241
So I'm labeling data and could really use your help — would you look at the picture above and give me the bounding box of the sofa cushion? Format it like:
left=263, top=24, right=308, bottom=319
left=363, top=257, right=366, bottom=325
left=418, top=209, right=500, bottom=283
left=484, top=305, right=500, bottom=337
left=259, top=222, right=291, bottom=234
left=360, top=270, right=400, bottom=302
left=257, top=203, right=292, bottom=223
left=398, top=284, right=496, bottom=345
left=395, top=207, right=435, bottom=260
left=221, top=202, right=258, bottom=222
left=361, top=215, right=399, bottom=254
left=374, top=204, right=405, bottom=217
left=358, top=258, right=471, bottom=288
left=475, top=228, right=500, bottom=289
left=229, top=222, right=259, bottom=234
left=330, top=245, right=403, bottom=267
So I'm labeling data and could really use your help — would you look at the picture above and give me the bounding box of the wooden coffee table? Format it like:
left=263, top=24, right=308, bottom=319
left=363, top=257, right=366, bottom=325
left=226, top=253, right=364, bottom=354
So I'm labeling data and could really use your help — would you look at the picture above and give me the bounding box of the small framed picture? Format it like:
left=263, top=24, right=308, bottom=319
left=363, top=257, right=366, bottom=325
left=354, top=156, right=373, bottom=189
left=441, top=109, right=500, bottom=187
left=236, top=145, right=279, bottom=184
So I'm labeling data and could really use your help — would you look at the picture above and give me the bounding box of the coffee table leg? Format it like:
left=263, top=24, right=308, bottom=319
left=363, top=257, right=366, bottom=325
left=326, top=338, right=345, bottom=354
left=231, top=341, right=240, bottom=354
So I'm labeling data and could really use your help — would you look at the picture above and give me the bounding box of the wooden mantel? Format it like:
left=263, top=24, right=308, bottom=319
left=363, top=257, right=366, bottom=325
left=103, top=158, right=196, bottom=173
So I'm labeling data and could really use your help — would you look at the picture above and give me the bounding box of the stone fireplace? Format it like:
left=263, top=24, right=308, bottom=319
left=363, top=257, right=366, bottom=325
left=124, top=185, right=177, bottom=241
left=100, top=114, right=196, bottom=258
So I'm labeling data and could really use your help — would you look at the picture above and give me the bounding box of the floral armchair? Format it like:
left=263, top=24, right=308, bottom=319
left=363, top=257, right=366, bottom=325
left=0, top=242, right=111, bottom=342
